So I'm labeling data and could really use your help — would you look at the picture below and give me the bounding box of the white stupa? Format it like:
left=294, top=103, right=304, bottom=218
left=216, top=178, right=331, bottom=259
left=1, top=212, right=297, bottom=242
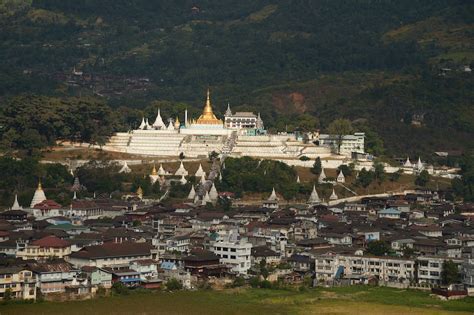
left=145, top=118, right=152, bottom=129
left=30, top=182, right=47, bottom=208
left=202, top=191, right=211, bottom=205
left=158, top=164, right=167, bottom=176
left=336, top=171, right=345, bottom=183
left=119, top=161, right=132, bottom=174
left=318, top=168, right=327, bottom=184
left=180, top=174, right=187, bottom=185
left=308, top=185, right=320, bottom=204
left=329, top=188, right=338, bottom=200
left=167, top=120, right=174, bottom=130
left=416, top=157, right=424, bottom=170
left=268, top=187, right=278, bottom=201
left=195, top=164, right=205, bottom=177
left=11, top=194, right=22, bottom=210
left=209, top=183, right=218, bottom=201
left=296, top=176, right=301, bottom=183
left=152, top=109, right=166, bottom=129
left=403, top=157, right=412, bottom=168
left=138, top=117, right=146, bottom=130
left=200, top=174, right=206, bottom=185
left=187, top=185, right=196, bottom=200
left=175, top=161, right=189, bottom=176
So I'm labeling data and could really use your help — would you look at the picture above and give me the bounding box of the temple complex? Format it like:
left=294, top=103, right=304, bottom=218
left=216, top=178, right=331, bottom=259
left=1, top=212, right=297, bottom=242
left=103, top=89, right=364, bottom=160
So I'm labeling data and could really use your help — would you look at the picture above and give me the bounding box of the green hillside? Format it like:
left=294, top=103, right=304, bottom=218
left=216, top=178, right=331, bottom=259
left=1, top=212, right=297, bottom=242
left=0, top=0, right=473, bottom=156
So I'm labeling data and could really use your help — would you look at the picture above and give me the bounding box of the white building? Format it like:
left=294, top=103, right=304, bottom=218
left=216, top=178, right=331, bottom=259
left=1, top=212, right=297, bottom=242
left=212, top=232, right=252, bottom=275
left=318, top=132, right=365, bottom=156
left=417, top=256, right=462, bottom=285
left=315, top=254, right=415, bottom=285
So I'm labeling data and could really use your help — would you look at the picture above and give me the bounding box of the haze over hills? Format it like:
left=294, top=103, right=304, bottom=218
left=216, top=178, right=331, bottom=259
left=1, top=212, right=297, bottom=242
left=0, top=0, right=473, bottom=156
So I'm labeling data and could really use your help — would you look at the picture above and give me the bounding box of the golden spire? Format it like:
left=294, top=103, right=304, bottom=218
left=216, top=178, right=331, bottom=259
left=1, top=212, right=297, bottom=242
left=137, top=186, right=143, bottom=198
left=196, top=88, right=222, bottom=125
left=38, top=180, right=43, bottom=190
left=174, top=116, right=180, bottom=129
left=151, top=164, right=157, bottom=176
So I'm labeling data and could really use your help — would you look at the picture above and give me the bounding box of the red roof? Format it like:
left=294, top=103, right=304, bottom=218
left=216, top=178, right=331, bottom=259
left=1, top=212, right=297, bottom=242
left=31, top=235, right=70, bottom=248
left=34, top=200, right=62, bottom=210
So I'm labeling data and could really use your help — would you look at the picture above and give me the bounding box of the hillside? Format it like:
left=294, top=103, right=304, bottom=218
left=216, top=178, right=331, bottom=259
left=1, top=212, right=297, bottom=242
left=0, top=0, right=473, bottom=156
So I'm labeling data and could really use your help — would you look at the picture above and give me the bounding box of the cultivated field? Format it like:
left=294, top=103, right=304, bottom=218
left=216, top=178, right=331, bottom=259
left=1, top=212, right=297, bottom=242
left=2, top=287, right=473, bottom=315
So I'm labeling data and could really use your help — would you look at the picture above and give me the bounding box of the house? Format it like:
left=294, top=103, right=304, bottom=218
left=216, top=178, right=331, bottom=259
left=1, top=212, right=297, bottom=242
left=251, top=246, right=281, bottom=265
left=378, top=208, right=401, bottom=220
left=81, top=267, right=112, bottom=289
left=16, top=235, right=71, bottom=260
left=130, top=259, right=158, bottom=279
left=108, top=268, right=141, bottom=288
left=288, top=254, right=313, bottom=272
left=0, top=210, right=28, bottom=222
left=212, top=233, right=252, bottom=275
left=29, top=260, right=78, bottom=294
left=183, top=249, right=228, bottom=278
left=0, top=266, right=36, bottom=300
left=69, top=242, right=155, bottom=268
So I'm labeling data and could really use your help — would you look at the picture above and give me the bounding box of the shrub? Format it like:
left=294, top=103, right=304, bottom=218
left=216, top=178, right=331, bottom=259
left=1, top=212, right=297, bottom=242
left=166, top=278, right=183, bottom=291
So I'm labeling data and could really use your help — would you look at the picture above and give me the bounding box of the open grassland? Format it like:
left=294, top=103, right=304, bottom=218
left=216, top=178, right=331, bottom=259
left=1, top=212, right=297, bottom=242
left=2, top=287, right=473, bottom=315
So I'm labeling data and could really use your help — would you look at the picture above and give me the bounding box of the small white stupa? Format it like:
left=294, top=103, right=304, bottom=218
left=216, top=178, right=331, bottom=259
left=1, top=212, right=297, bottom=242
left=268, top=187, right=278, bottom=201
left=416, top=157, right=424, bottom=170
left=308, top=185, right=320, bottom=205
left=209, top=183, right=218, bottom=202
left=175, top=161, right=189, bottom=176
left=195, top=164, right=205, bottom=177
left=119, top=161, right=132, bottom=174
left=158, top=164, right=167, bottom=176
left=30, top=181, right=47, bottom=208
left=187, top=185, right=196, bottom=200
left=296, top=176, right=301, bottom=184
left=200, top=174, right=206, bottom=185
left=139, top=117, right=146, bottom=130
left=202, top=191, right=211, bottom=205
left=318, top=168, right=327, bottom=184
left=152, top=109, right=166, bottom=129
left=11, top=194, right=22, bottom=210
left=336, top=171, right=345, bottom=183
left=403, top=157, right=412, bottom=168
left=180, top=174, right=187, bottom=185
left=329, top=188, right=338, bottom=200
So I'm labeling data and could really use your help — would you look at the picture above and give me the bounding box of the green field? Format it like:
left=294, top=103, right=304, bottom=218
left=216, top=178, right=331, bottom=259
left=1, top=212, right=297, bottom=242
left=2, top=287, right=473, bottom=315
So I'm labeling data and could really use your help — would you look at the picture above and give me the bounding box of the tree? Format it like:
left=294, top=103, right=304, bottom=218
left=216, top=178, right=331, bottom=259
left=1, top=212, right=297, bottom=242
left=111, top=282, right=129, bottom=295
left=327, top=119, right=353, bottom=154
left=208, top=151, right=219, bottom=162
left=389, top=169, right=403, bottom=182
left=166, top=278, right=183, bottom=291
left=356, top=168, right=374, bottom=188
left=259, top=259, right=269, bottom=280
left=338, top=164, right=353, bottom=177
left=3, top=288, right=12, bottom=301
left=441, top=260, right=460, bottom=285
left=232, top=276, right=245, bottom=288
left=415, top=170, right=430, bottom=187
left=179, top=152, right=185, bottom=160
left=366, top=240, right=391, bottom=256
left=311, top=157, right=322, bottom=175
left=374, top=162, right=386, bottom=182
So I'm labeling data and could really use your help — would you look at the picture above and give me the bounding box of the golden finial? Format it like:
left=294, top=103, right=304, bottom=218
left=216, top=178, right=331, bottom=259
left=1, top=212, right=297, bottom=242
left=151, top=164, right=157, bottom=176
left=137, top=186, right=143, bottom=198
left=38, top=180, right=43, bottom=190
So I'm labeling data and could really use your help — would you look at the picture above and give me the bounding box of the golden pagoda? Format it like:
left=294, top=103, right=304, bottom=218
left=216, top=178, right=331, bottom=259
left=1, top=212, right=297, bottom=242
left=136, top=186, right=143, bottom=199
left=151, top=164, right=157, bottom=176
left=196, top=89, right=223, bottom=125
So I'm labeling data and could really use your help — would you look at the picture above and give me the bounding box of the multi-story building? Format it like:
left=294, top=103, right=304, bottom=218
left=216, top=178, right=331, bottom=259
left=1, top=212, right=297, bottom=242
left=314, top=254, right=415, bottom=285
left=0, top=267, right=36, bottom=300
left=417, top=256, right=463, bottom=285
left=212, top=233, right=252, bottom=274
left=29, top=260, right=78, bottom=294
left=224, top=105, right=264, bottom=130
left=318, top=132, right=365, bottom=155
left=16, top=235, right=71, bottom=261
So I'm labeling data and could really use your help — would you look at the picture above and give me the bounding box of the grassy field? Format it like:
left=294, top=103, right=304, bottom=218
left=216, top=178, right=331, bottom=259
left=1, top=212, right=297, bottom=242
left=2, top=287, right=473, bottom=315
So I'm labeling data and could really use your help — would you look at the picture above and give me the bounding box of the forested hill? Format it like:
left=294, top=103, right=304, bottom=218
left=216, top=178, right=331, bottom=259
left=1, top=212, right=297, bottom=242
left=0, top=0, right=473, bottom=156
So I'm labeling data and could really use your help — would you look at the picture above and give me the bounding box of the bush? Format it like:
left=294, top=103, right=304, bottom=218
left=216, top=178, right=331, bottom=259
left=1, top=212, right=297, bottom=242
left=232, top=277, right=246, bottom=288
left=299, top=156, right=310, bottom=161
left=111, top=282, right=130, bottom=295
left=166, top=278, right=183, bottom=291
